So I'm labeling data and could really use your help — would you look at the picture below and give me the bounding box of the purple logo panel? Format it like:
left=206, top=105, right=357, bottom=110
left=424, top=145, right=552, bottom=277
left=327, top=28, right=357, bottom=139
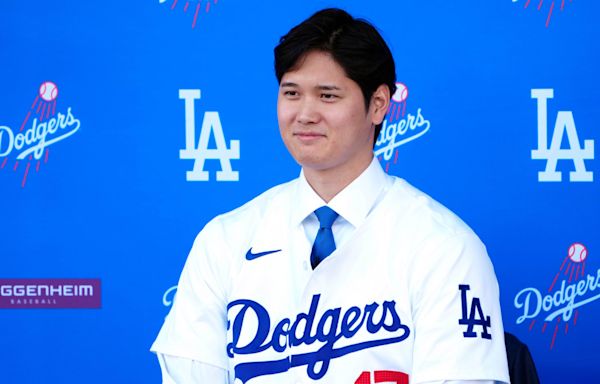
left=0, top=279, right=101, bottom=309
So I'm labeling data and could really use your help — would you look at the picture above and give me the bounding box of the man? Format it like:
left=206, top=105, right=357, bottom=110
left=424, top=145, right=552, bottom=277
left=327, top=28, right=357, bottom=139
left=151, top=8, right=510, bottom=384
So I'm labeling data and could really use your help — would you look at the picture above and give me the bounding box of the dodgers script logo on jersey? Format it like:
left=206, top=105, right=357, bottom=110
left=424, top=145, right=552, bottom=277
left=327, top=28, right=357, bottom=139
left=374, top=82, right=431, bottom=174
left=514, top=243, right=599, bottom=349
left=0, top=81, right=81, bottom=188
left=159, top=0, right=220, bottom=29
left=227, top=294, right=411, bottom=383
left=179, top=89, right=240, bottom=182
left=531, top=89, right=594, bottom=182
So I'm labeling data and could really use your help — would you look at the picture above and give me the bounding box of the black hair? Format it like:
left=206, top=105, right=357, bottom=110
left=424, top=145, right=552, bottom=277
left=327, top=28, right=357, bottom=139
left=274, top=8, right=397, bottom=143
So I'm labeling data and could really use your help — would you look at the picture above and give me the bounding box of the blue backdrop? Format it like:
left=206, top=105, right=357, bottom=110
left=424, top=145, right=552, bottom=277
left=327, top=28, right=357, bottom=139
left=1, top=1, right=598, bottom=383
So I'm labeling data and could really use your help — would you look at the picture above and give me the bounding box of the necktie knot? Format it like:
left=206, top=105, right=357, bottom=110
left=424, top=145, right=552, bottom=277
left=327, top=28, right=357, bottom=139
left=314, top=206, right=339, bottom=229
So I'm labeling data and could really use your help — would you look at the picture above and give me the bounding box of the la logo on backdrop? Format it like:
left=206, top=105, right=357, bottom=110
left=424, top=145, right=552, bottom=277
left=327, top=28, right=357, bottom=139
left=159, top=0, right=220, bottom=29
left=0, top=81, right=81, bottom=187
left=514, top=243, right=599, bottom=349
left=374, top=82, right=431, bottom=174
left=179, top=89, right=239, bottom=181
left=531, top=88, right=594, bottom=182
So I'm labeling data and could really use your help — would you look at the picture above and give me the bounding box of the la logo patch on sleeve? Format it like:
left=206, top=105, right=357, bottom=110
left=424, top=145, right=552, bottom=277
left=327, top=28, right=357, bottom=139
left=458, top=284, right=492, bottom=339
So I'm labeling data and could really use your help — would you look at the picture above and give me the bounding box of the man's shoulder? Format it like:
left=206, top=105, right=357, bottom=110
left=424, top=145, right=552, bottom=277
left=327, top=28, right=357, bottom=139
left=385, top=177, right=476, bottom=238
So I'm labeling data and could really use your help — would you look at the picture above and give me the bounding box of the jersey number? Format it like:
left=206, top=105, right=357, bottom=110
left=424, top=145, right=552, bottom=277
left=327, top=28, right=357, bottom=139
left=458, top=284, right=492, bottom=339
left=354, top=371, right=409, bottom=384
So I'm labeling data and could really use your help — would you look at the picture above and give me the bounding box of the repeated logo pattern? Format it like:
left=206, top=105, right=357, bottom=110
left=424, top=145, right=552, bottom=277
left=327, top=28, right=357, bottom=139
left=514, top=0, right=573, bottom=27
left=160, top=0, right=220, bottom=29
left=375, top=82, right=430, bottom=173
left=514, top=243, right=598, bottom=349
left=531, top=88, right=594, bottom=183
left=179, top=89, right=240, bottom=181
left=0, top=82, right=81, bottom=187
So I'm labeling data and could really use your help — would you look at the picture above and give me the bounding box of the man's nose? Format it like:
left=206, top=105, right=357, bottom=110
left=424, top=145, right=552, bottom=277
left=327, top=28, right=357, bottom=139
left=296, top=97, right=320, bottom=125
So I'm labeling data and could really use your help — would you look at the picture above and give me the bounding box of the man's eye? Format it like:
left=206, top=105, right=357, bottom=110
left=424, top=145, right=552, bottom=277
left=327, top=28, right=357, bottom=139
left=284, top=90, right=298, bottom=97
left=321, top=93, right=338, bottom=100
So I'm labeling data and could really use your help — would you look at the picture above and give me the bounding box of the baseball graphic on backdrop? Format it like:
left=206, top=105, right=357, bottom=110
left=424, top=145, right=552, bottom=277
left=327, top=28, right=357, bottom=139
left=568, top=243, right=588, bottom=263
left=392, top=82, right=408, bottom=103
left=39, top=81, right=58, bottom=102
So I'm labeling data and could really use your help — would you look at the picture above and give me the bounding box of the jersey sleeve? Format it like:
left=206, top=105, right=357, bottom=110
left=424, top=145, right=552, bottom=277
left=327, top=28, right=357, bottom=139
left=409, top=230, right=510, bottom=384
left=151, top=218, right=231, bottom=370
left=157, top=353, right=230, bottom=383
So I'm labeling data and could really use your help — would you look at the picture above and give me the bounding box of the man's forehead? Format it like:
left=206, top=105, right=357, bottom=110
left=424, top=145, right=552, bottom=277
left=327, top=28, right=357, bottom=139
left=279, top=53, right=352, bottom=88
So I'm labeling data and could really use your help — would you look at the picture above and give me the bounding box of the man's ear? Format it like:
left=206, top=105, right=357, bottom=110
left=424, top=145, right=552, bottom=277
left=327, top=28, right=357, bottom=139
left=370, top=84, right=391, bottom=125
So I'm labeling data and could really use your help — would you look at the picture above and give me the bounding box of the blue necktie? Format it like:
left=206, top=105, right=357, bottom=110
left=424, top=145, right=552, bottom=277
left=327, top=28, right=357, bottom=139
left=311, top=206, right=339, bottom=269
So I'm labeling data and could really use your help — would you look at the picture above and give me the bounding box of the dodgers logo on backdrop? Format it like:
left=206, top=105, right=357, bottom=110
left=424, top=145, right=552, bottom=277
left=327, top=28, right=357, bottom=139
left=0, top=81, right=81, bottom=188
left=159, top=0, right=220, bottom=29
left=514, top=243, right=599, bottom=349
left=162, top=285, right=177, bottom=309
left=531, top=89, right=594, bottom=182
left=374, top=82, right=431, bottom=174
left=179, top=89, right=239, bottom=181
left=512, top=0, right=572, bottom=27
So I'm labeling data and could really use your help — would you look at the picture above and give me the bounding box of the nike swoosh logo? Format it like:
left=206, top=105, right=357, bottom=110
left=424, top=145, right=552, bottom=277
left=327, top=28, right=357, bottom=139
left=245, top=248, right=282, bottom=261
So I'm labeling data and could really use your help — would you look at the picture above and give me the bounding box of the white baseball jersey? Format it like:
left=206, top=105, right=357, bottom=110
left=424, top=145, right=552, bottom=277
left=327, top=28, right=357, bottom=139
left=152, top=159, right=510, bottom=384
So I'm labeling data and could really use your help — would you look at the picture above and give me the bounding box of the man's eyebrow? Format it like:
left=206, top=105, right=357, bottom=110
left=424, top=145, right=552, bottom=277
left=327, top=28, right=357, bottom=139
left=316, top=84, right=342, bottom=91
left=280, top=82, right=343, bottom=92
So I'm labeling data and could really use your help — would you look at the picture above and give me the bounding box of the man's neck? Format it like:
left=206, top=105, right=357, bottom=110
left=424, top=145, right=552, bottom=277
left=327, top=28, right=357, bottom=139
left=303, top=155, right=373, bottom=203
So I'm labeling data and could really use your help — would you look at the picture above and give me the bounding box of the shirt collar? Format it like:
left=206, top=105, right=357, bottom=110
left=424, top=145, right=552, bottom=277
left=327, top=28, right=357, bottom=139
left=291, top=157, right=389, bottom=228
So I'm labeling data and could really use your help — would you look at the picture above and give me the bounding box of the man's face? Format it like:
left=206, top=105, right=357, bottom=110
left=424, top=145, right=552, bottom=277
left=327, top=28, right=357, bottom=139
left=277, top=51, right=383, bottom=178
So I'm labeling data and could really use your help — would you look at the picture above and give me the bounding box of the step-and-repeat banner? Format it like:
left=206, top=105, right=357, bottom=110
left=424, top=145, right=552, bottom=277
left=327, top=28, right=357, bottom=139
left=1, top=1, right=598, bottom=383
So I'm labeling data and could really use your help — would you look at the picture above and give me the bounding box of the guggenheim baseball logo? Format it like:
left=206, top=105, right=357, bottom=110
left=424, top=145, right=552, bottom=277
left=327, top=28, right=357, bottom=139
left=179, top=89, right=239, bottom=182
left=374, top=82, right=430, bottom=174
left=0, top=279, right=101, bottom=309
left=514, top=243, right=598, bottom=349
left=0, top=81, right=81, bottom=187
